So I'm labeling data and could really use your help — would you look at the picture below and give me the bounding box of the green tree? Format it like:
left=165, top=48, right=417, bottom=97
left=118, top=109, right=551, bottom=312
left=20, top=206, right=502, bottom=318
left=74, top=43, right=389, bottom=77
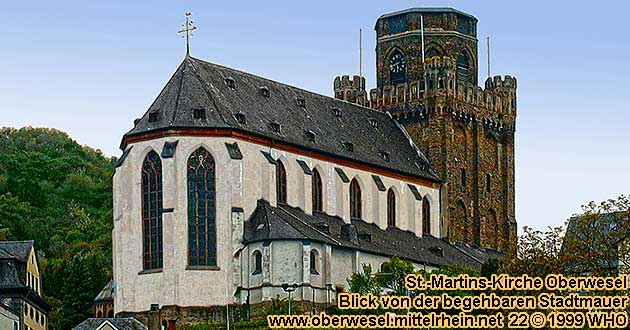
left=0, top=127, right=115, bottom=329
left=347, top=264, right=381, bottom=296
left=377, top=257, right=414, bottom=296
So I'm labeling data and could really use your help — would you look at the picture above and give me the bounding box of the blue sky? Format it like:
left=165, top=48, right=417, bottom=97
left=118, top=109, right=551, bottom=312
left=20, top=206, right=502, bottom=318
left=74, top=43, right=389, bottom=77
left=1, top=0, right=628, bottom=232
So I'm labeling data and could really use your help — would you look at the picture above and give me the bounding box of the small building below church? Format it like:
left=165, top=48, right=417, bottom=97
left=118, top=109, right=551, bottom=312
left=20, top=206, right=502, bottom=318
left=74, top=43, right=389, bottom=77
left=93, top=280, right=115, bottom=318
left=0, top=240, right=50, bottom=330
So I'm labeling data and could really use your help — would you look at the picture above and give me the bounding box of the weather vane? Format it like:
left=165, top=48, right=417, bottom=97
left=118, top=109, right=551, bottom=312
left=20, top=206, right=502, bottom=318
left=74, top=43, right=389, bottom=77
left=178, top=12, right=197, bottom=55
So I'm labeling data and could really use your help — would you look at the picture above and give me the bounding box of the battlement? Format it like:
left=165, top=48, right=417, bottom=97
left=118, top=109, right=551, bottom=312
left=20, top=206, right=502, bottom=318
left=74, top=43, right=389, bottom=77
left=485, top=75, right=517, bottom=89
left=365, top=57, right=517, bottom=119
left=334, top=75, right=368, bottom=106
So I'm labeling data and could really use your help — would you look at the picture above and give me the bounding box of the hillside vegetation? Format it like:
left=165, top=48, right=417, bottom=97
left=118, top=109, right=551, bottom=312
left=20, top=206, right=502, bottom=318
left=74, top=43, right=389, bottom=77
left=0, top=127, right=115, bottom=330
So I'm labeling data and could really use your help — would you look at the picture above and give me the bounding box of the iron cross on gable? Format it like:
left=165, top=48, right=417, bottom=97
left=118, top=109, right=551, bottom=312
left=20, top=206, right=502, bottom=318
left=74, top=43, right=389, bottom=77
left=178, top=12, right=197, bottom=55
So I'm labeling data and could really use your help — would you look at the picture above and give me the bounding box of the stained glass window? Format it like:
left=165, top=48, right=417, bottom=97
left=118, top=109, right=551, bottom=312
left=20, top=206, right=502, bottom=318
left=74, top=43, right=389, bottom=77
left=312, top=169, right=323, bottom=212
left=422, top=197, right=431, bottom=235
left=387, top=189, right=396, bottom=227
left=277, top=161, right=287, bottom=204
left=142, top=151, right=163, bottom=270
left=350, top=179, right=362, bottom=219
left=187, top=147, right=217, bottom=267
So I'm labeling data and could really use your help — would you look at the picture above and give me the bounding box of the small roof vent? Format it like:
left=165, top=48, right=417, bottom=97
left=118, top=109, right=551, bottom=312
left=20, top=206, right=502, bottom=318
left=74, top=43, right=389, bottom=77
left=148, top=111, right=160, bottom=123
left=331, top=107, right=342, bottom=118
left=259, top=86, right=270, bottom=98
left=314, top=223, right=330, bottom=234
left=304, top=130, right=316, bottom=142
left=295, top=96, right=306, bottom=108
left=233, top=112, right=247, bottom=125
left=342, top=142, right=354, bottom=152
left=193, top=108, right=206, bottom=119
left=379, top=151, right=391, bottom=162
left=358, top=233, right=372, bottom=242
left=269, top=122, right=281, bottom=133
left=225, top=77, right=235, bottom=89
left=368, top=118, right=378, bottom=128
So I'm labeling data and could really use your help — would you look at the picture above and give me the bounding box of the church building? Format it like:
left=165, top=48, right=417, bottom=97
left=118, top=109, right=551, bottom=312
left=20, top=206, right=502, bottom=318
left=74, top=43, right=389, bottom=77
left=110, top=7, right=514, bottom=327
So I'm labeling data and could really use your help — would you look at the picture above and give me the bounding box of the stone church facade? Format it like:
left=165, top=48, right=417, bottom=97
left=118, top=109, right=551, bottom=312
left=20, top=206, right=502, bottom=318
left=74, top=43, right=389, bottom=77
left=110, top=7, right=512, bottom=328
left=335, top=8, right=516, bottom=252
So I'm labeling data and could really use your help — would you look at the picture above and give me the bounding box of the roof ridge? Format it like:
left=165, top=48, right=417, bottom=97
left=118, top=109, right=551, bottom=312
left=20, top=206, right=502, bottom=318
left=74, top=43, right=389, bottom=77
left=169, top=59, right=187, bottom=126
left=186, top=57, right=231, bottom=125
left=277, top=205, right=343, bottom=246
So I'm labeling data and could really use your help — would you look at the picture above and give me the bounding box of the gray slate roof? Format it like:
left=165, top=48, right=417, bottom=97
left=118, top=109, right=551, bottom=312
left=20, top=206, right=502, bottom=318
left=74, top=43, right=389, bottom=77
left=94, top=279, right=114, bottom=303
left=0, top=240, right=33, bottom=262
left=0, top=241, right=33, bottom=290
left=244, top=200, right=498, bottom=270
left=72, top=318, right=147, bottom=330
left=123, top=56, right=439, bottom=183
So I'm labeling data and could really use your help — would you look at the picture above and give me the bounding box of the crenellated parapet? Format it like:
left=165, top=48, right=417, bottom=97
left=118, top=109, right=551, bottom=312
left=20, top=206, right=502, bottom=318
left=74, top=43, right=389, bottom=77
left=364, top=56, right=517, bottom=129
left=333, top=75, right=368, bottom=106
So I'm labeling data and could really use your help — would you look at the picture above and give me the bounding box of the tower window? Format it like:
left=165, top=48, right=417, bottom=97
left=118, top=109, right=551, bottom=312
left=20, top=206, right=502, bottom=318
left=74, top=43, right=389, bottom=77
left=350, top=178, right=362, bottom=219
left=387, top=189, right=396, bottom=227
left=276, top=161, right=287, bottom=204
left=342, top=142, right=354, bottom=152
left=141, top=151, right=163, bottom=270
left=379, top=151, right=391, bottom=162
left=422, top=197, right=431, bottom=235
left=295, top=97, right=306, bottom=108
left=312, top=169, right=323, bottom=213
left=457, top=51, right=471, bottom=84
left=486, top=174, right=492, bottom=192
left=187, top=147, right=217, bottom=267
left=461, top=168, right=467, bottom=187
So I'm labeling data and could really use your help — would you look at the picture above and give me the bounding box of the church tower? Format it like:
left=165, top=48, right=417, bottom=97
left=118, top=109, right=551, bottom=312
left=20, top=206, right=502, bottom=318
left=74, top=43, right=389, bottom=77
left=334, top=8, right=517, bottom=253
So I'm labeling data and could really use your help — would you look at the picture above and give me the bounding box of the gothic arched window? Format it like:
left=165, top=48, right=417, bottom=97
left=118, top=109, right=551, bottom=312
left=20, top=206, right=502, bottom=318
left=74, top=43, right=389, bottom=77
left=422, top=197, right=431, bottom=235
left=252, top=251, right=262, bottom=275
left=141, top=151, right=163, bottom=270
left=388, top=49, right=407, bottom=85
left=276, top=161, right=287, bottom=204
left=310, top=249, right=319, bottom=275
left=387, top=189, right=396, bottom=227
left=187, top=147, right=217, bottom=267
left=457, top=51, right=471, bottom=84
left=350, top=178, right=362, bottom=219
left=312, top=169, right=323, bottom=213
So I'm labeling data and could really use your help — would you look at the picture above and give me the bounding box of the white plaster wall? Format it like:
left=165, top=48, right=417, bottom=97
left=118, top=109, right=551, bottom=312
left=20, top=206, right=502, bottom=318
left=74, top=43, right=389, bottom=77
left=113, top=135, right=441, bottom=312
